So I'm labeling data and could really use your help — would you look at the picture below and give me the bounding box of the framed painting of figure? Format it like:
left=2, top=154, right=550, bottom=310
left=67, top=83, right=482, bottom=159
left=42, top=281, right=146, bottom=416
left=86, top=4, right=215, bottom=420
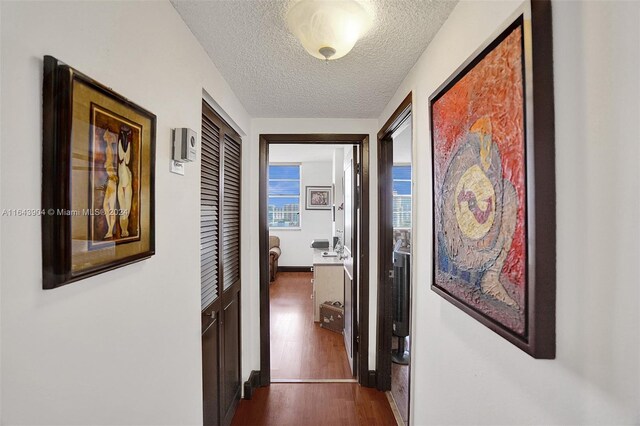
left=42, top=55, right=156, bottom=289
left=306, top=186, right=332, bottom=210
left=429, top=1, right=556, bottom=358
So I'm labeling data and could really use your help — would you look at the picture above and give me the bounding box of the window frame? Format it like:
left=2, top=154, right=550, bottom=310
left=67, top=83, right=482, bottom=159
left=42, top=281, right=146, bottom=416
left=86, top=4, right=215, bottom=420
left=267, top=162, right=302, bottom=230
left=392, top=163, right=412, bottom=229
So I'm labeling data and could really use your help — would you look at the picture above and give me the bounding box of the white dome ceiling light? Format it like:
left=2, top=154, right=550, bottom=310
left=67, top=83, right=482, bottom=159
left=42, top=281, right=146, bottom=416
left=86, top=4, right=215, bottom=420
left=286, top=0, right=374, bottom=61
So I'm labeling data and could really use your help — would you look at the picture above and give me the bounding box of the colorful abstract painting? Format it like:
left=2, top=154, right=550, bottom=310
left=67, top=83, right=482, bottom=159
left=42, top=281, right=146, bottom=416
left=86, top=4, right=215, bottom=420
left=431, top=20, right=527, bottom=335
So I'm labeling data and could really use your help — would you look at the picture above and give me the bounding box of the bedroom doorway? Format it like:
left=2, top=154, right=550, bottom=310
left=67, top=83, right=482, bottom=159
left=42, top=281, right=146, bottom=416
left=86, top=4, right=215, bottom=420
left=266, top=144, right=355, bottom=381
left=257, top=134, right=371, bottom=388
left=377, top=93, right=413, bottom=425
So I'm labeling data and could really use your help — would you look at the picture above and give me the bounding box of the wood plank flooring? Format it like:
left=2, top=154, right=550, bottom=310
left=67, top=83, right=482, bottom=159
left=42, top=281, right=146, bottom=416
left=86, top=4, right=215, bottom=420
left=231, top=272, right=396, bottom=425
left=269, top=272, right=352, bottom=380
left=391, top=336, right=410, bottom=424
left=231, top=383, right=397, bottom=426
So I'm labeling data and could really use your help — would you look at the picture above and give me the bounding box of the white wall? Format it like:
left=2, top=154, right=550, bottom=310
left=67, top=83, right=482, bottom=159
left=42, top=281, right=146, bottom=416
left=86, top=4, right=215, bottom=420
left=269, top=158, right=333, bottom=267
left=378, top=0, right=640, bottom=424
left=0, top=2, right=250, bottom=425
left=244, top=118, right=379, bottom=379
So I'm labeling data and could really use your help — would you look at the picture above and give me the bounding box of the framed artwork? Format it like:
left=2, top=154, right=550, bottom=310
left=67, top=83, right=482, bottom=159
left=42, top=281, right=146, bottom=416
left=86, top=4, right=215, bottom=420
left=305, top=186, right=332, bottom=210
left=42, top=55, right=156, bottom=289
left=429, top=1, right=556, bottom=358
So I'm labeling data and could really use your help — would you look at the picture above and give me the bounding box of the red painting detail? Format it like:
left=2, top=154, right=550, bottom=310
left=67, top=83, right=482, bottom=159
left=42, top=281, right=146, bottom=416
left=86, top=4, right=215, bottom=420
left=433, top=27, right=526, bottom=288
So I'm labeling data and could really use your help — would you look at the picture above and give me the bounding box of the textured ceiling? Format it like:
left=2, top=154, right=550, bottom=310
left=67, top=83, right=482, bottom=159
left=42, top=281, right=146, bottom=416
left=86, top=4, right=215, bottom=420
left=172, top=0, right=457, bottom=118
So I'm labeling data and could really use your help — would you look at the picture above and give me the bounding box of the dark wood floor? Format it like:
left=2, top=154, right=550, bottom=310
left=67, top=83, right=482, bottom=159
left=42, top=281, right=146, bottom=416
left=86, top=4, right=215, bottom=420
left=269, top=272, right=352, bottom=380
left=231, top=383, right=397, bottom=426
left=391, top=362, right=409, bottom=424
left=391, top=336, right=410, bottom=424
left=230, top=272, right=397, bottom=425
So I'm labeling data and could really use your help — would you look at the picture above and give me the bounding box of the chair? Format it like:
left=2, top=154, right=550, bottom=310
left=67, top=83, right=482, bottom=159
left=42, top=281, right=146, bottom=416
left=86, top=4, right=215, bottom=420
left=269, top=236, right=281, bottom=282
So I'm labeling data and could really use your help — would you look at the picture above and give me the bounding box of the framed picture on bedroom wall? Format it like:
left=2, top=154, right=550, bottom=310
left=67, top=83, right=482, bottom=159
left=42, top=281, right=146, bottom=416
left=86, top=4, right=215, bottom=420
left=428, top=1, right=556, bottom=358
left=42, top=55, right=156, bottom=289
left=305, top=186, right=332, bottom=210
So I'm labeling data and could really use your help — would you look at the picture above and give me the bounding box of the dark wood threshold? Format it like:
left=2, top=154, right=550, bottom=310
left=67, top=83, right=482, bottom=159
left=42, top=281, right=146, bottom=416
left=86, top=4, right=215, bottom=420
left=277, top=266, right=312, bottom=273
left=243, top=370, right=261, bottom=400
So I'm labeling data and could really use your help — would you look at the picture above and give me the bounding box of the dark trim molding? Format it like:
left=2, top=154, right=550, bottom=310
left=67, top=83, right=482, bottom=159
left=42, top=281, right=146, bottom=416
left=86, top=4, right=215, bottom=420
left=368, top=370, right=377, bottom=389
left=376, top=93, right=412, bottom=392
left=259, top=137, right=270, bottom=386
left=377, top=93, right=412, bottom=141
left=277, top=266, right=312, bottom=273
left=359, top=136, right=371, bottom=387
left=243, top=370, right=261, bottom=400
left=259, top=133, right=370, bottom=387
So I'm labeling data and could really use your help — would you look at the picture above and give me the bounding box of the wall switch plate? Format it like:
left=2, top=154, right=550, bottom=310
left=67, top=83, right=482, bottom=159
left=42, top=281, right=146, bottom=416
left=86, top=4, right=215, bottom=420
left=170, top=160, right=185, bottom=175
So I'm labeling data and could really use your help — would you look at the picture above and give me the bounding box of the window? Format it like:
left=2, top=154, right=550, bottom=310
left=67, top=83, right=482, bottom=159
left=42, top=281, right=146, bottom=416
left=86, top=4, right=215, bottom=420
left=393, top=165, right=412, bottom=228
left=268, top=164, right=301, bottom=228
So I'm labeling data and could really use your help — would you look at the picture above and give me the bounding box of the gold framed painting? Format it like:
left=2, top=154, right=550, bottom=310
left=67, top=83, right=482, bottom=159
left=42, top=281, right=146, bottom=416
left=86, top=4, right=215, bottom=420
left=42, top=55, right=156, bottom=289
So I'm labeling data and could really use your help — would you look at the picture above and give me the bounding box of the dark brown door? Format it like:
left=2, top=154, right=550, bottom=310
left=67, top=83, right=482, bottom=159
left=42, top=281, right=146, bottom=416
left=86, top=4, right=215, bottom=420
left=201, top=101, right=242, bottom=426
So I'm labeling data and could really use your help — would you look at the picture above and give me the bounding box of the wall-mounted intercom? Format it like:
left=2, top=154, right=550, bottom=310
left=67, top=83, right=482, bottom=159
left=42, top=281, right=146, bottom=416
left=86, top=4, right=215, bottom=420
left=172, top=128, right=197, bottom=162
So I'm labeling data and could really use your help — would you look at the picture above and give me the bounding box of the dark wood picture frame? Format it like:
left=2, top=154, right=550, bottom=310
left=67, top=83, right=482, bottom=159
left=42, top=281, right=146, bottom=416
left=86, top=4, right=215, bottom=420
left=305, top=185, right=332, bottom=210
left=42, top=55, right=156, bottom=289
left=428, top=1, right=555, bottom=358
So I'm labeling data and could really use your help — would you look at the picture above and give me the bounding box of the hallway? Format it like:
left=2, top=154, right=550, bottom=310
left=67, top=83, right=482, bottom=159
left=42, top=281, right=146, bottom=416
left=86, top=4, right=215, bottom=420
left=269, top=272, right=351, bottom=380
left=2, top=1, right=639, bottom=425
left=231, top=382, right=397, bottom=425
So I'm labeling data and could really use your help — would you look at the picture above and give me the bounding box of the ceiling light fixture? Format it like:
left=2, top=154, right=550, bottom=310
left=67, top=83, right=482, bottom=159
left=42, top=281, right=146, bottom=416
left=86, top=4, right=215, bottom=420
left=286, top=0, right=373, bottom=62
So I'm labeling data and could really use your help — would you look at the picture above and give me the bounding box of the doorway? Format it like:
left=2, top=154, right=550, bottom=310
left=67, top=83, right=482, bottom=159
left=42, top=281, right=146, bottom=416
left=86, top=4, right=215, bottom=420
left=266, top=144, right=355, bottom=381
left=377, top=93, right=413, bottom=424
left=258, top=134, right=371, bottom=387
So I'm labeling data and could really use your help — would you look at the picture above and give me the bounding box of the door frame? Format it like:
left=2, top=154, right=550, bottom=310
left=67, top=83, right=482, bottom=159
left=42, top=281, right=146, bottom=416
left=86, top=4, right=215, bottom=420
left=376, top=93, right=412, bottom=391
left=258, top=133, right=371, bottom=387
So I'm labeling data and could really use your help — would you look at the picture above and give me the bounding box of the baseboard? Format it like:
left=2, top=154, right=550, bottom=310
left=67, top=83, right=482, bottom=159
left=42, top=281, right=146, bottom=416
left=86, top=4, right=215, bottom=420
left=386, top=391, right=405, bottom=426
left=278, top=266, right=312, bottom=272
left=367, top=370, right=377, bottom=388
left=243, top=370, right=261, bottom=400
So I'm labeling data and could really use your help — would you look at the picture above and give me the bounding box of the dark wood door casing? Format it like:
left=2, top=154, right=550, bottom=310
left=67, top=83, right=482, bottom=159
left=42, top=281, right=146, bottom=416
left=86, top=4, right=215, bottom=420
left=376, top=93, right=412, bottom=392
left=201, top=100, right=242, bottom=426
left=258, top=134, right=370, bottom=387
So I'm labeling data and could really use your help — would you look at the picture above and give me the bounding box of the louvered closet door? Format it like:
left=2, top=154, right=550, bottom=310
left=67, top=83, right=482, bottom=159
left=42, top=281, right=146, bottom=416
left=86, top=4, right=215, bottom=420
left=219, top=132, right=242, bottom=426
left=222, top=134, right=241, bottom=291
left=201, top=113, right=221, bottom=311
left=201, top=104, right=222, bottom=426
left=201, top=100, right=242, bottom=426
